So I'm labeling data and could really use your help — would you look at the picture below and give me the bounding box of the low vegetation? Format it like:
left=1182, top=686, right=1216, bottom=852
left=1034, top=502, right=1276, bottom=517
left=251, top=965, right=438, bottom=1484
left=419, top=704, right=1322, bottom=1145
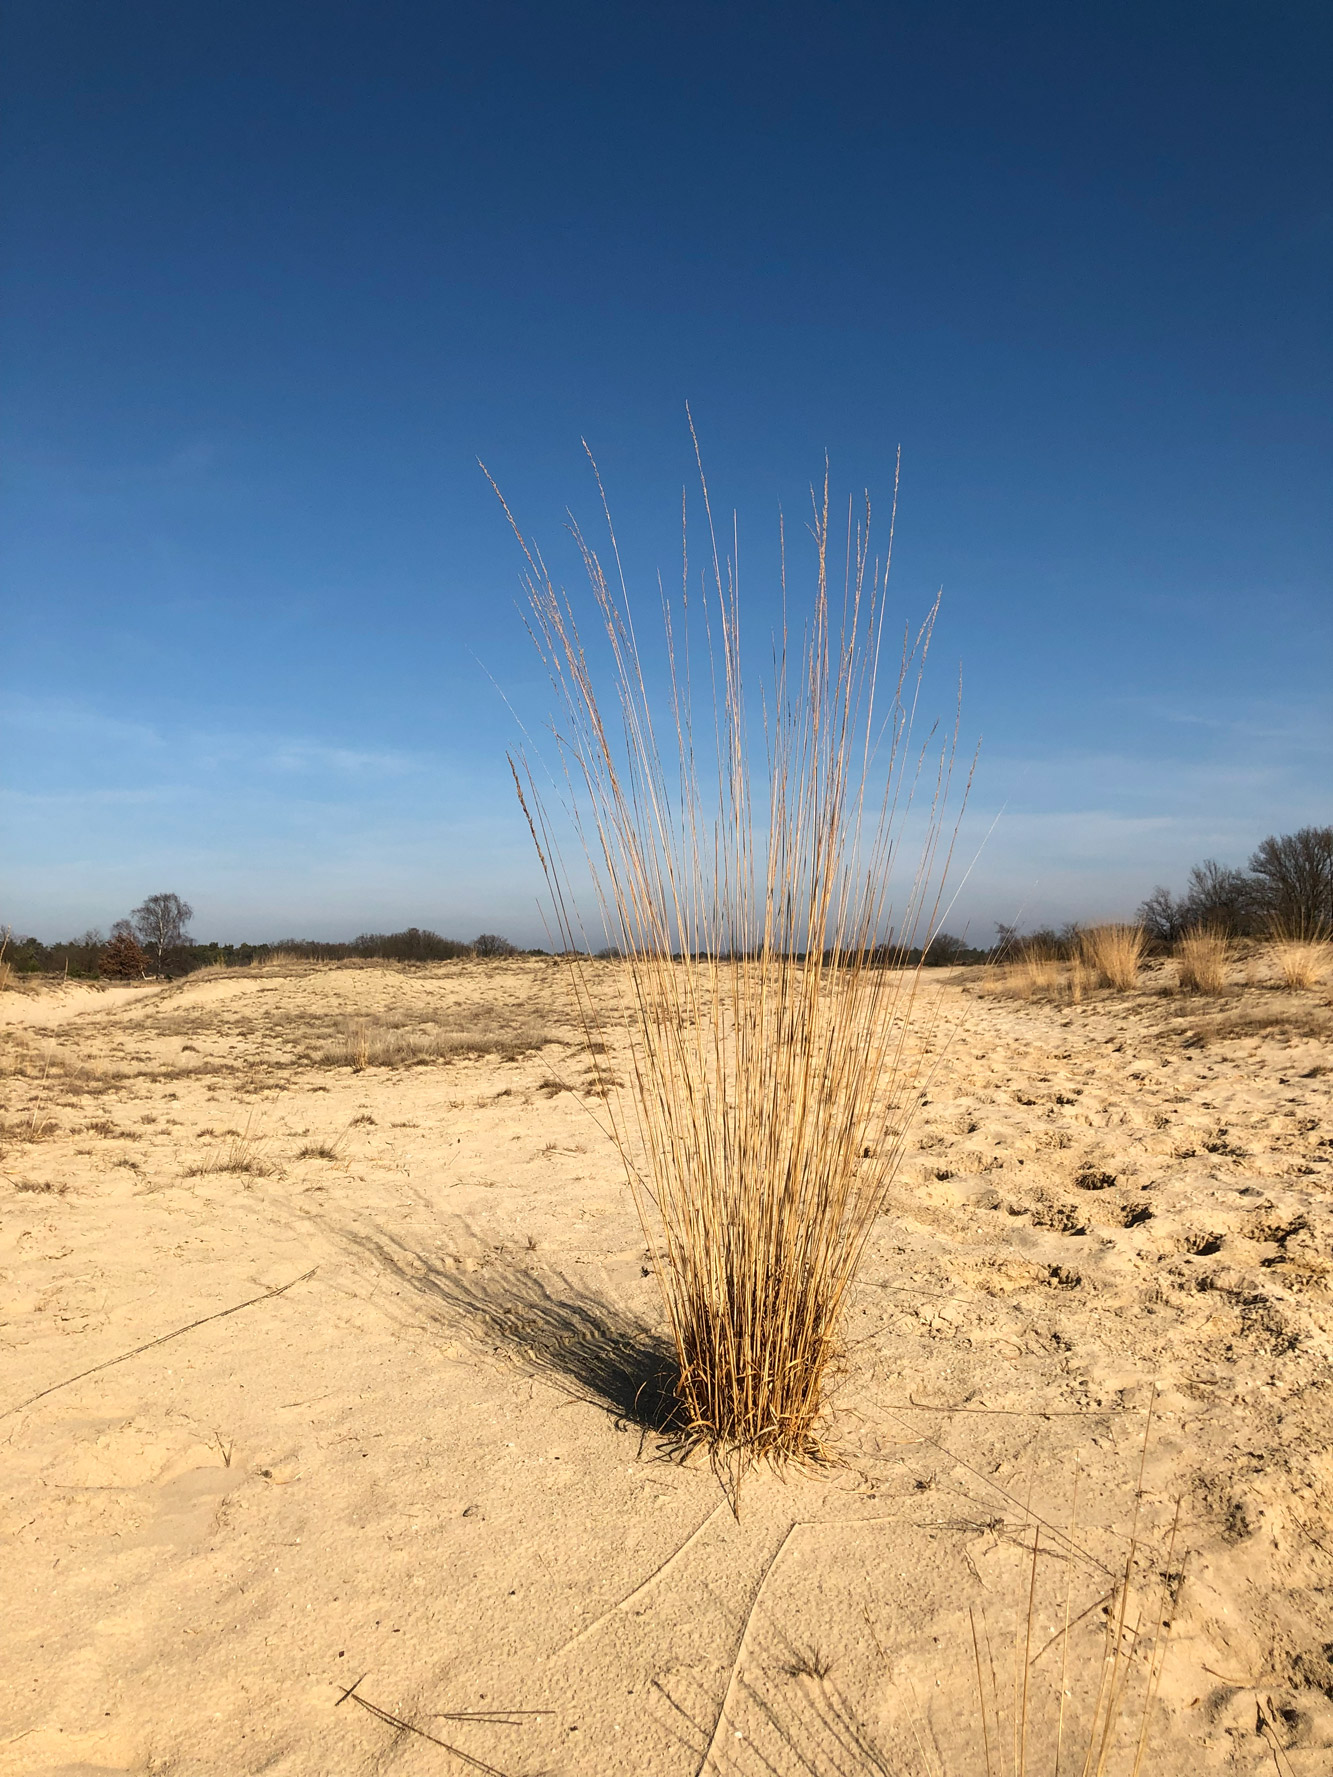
left=1078, top=924, right=1147, bottom=992
left=1272, top=936, right=1332, bottom=991
left=0, top=923, right=528, bottom=980
left=1175, top=929, right=1230, bottom=994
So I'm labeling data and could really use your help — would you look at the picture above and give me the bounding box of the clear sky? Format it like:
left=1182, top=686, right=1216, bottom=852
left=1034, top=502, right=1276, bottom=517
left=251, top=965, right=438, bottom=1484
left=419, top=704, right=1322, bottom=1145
left=3, top=2, right=1329, bottom=946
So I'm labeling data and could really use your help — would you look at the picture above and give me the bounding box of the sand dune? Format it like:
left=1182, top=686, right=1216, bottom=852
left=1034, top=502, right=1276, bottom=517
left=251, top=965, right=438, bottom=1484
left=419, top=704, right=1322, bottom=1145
left=2, top=957, right=1331, bottom=1774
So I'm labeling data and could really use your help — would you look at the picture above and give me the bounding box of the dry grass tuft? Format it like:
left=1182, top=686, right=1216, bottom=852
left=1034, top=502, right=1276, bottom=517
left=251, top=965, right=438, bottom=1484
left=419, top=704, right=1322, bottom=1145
left=503, top=449, right=964, bottom=1467
left=185, top=1125, right=276, bottom=1179
left=1175, top=929, right=1230, bottom=995
left=1078, top=925, right=1147, bottom=993
left=1007, top=950, right=1063, bottom=998
left=259, top=948, right=308, bottom=969
left=297, top=1128, right=347, bottom=1160
left=1271, top=936, right=1332, bottom=991
left=984, top=952, right=1091, bottom=1004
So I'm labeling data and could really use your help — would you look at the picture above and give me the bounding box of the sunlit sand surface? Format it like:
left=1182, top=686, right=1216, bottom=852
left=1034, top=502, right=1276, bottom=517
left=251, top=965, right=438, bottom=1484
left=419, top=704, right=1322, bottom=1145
left=3, top=957, right=1331, bottom=1773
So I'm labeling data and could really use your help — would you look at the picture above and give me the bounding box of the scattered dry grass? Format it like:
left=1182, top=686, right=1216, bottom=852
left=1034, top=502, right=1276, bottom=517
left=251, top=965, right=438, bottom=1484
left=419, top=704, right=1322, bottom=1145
left=983, top=954, right=1091, bottom=1004
left=1079, top=925, right=1147, bottom=992
left=1178, top=999, right=1333, bottom=1045
left=970, top=1463, right=1180, bottom=1777
left=318, top=1015, right=551, bottom=1071
left=506, top=452, right=962, bottom=1467
left=184, top=1125, right=276, bottom=1179
left=1271, top=937, right=1332, bottom=991
left=1175, top=930, right=1229, bottom=995
left=0, top=1095, right=60, bottom=1145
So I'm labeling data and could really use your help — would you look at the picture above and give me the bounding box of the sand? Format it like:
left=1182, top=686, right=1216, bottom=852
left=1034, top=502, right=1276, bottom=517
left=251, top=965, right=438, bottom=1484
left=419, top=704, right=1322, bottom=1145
left=2, top=956, right=1331, bottom=1775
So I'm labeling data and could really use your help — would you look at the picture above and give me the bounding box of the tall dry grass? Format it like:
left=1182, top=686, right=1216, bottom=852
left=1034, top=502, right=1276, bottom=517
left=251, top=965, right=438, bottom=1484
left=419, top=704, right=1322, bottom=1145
left=501, top=448, right=966, bottom=1466
left=1270, top=935, right=1331, bottom=990
left=985, top=950, right=1091, bottom=1004
left=1174, top=929, right=1229, bottom=995
left=1006, top=948, right=1062, bottom=998
left=1078, top=925, right=1146, bottom=993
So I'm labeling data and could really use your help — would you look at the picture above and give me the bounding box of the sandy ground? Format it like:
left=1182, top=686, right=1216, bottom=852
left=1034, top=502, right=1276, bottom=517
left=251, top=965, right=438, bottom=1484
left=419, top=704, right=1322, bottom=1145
left=2, top=956, right=1331, bottom=1776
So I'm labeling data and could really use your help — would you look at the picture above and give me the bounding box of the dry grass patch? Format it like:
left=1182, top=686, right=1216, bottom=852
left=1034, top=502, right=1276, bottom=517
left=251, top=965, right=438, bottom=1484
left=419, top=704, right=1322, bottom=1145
left=1079, top=925, right=1147, bottom=992
left=0, top=1110, right=59, bottom=1145
left=317, top=1014, right=551, bottom=1071
left=184, top=1126, right=276, bottom=1179
left=1175, top=929, right=1230, bottom=994
left=983, top=953, right=1091, bottom=1004
left=1179, top=998, right=1333, bottom=1046
left=1271, top=937, right=1332, bottom=990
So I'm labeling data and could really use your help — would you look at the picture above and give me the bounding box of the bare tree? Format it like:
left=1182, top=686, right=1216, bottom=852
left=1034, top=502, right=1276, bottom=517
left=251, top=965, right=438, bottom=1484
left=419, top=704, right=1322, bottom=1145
left=1249, top=825, right=1333, bottom=938
left=472, top=932, right=517, bottom=958
left=1182, top=859, right=1259, bottom=936
left=130, top=893, right=194, bottom=970
left=1137, top=885, right=1187, bottom=944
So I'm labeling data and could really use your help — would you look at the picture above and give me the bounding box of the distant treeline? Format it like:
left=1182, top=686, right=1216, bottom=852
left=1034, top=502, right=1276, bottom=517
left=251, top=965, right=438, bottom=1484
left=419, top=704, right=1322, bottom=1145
left=4, top=923, right=990, bottom=980
left=1, top=926, right=527, bottom=980
left=8, top=821, right=1325, bottom=982
left=594, top=934, right=989, bottom=966
left=993, top=824, right=1333, bottom=958
left=1136, top=824, right=1332, bottom=943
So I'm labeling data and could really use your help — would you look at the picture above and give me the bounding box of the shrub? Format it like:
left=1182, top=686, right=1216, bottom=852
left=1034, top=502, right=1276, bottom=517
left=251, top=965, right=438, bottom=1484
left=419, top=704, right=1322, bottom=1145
left=99, top=932, right=149, bottom=980
left=1136, top=885, right=1188, bottom=945
left=472, top=933, right=517, bottom=958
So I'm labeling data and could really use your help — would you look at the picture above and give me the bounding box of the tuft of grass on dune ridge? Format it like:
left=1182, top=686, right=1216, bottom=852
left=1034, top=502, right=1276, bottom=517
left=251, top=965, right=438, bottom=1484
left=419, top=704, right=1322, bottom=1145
left=1174, top=929, right=1230, bottom=994
left=501, top=444, right=968, bottom=1471
left=1270, top=933, right=1332, bottom=991
left=1078, top=925, right=1147, bottom=993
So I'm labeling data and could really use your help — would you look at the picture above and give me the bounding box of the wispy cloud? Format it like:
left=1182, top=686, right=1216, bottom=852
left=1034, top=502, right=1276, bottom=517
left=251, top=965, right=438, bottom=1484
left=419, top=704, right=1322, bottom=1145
left=3, top=695, right=431, bottom=784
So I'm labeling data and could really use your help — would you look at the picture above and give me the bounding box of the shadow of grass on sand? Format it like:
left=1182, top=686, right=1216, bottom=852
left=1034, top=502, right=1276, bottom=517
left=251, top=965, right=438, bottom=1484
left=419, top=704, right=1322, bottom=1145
left=341, top=1223, right=682, bottom=1434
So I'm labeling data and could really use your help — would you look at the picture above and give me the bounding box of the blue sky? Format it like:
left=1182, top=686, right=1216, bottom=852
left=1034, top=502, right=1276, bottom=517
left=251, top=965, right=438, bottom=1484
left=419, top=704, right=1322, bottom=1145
left=3, top=2, right=1329, bottom=945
